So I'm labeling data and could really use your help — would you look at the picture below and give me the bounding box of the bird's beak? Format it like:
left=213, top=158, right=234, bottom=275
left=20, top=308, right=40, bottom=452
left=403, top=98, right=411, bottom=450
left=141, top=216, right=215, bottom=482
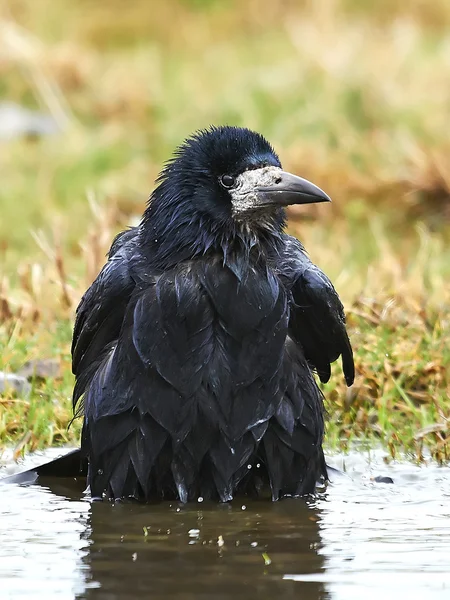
left=256, top=171, right=331, bottom=207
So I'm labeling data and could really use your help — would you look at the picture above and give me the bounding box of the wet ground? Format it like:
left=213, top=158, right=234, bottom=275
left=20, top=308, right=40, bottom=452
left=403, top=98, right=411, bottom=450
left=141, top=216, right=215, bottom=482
left=0, top=448, right=449, bottom=600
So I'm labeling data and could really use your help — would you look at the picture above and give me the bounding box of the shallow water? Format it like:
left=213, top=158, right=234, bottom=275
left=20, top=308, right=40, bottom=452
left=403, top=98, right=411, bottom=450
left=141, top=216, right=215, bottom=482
left=0, top=449, right=449, bottom=600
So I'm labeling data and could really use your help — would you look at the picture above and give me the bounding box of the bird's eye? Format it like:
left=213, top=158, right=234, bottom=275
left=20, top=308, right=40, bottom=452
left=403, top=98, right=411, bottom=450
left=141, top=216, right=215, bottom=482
left=220, top=174, right=236, bottom=189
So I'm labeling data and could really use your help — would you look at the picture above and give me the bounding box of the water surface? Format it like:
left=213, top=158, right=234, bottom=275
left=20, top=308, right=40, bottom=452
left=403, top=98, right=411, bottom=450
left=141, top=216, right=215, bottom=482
left=1, top=449, right=449, bottom=600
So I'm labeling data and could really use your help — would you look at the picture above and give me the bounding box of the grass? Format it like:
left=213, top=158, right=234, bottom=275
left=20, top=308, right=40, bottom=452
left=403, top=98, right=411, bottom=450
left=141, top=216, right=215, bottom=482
left=0, top=0, right=449, bottom=463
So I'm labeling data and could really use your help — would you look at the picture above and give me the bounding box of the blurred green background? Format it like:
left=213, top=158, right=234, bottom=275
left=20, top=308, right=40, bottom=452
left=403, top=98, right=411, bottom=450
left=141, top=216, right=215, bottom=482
left=0, top=0, right=449, bottom=460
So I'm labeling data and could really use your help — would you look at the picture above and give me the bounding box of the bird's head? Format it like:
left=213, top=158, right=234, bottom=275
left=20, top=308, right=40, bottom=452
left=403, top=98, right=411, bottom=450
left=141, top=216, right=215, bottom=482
left=152, top=126, right=330, bottom=225
left=142, top=126, right=331, bottom=265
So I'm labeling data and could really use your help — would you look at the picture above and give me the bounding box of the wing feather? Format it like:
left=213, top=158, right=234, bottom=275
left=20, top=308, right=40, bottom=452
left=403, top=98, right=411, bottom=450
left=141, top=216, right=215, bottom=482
left=71, top=229, right=138, bottom=412
left=279, top=235, right=355, bottom=386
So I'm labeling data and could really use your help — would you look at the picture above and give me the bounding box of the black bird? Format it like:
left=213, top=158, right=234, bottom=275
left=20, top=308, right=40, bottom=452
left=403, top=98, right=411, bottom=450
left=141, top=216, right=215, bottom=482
left=71, top=126, right=354, bottom=502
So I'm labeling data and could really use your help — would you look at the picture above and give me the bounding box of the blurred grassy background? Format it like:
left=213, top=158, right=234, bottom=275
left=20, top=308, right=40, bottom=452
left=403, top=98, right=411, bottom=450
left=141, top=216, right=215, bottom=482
left=0, top=0, right=449, bottom=462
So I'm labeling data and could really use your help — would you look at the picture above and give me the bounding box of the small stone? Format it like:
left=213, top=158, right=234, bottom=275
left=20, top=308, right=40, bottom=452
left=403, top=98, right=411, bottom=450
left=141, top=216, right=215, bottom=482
left=0, top=372, right=31, bottom=396
left=18, top=359, right=60, bottom=380
left=373, top=475, right=394, bottom=484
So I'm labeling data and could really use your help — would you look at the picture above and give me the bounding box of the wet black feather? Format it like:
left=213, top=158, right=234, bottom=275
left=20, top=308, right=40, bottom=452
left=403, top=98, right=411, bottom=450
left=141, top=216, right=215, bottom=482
left=72, top=126, right=354, bottom=502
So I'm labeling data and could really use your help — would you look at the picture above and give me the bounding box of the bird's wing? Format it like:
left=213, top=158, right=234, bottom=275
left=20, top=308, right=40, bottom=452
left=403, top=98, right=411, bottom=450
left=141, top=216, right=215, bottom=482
left=279, top=235, right=355, bottom=386
left=71, top=228, right=138, bottom=414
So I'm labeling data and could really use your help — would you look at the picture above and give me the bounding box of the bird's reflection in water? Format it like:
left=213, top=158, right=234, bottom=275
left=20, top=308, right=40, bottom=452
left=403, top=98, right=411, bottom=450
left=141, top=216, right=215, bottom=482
left=74, top=492, right=327, bottom=600
left=7, top=452, right=450, bottom=600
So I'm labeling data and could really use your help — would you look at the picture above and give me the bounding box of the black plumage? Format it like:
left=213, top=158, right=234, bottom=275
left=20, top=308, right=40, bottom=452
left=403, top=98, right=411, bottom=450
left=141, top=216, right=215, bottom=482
left=72, top=126, right=354, bottom=502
